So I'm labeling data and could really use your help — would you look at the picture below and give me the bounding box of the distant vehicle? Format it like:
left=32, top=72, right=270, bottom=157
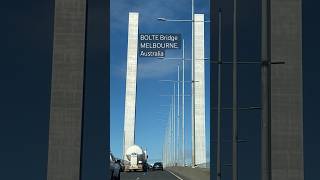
left=147, top=163, right=153, bottom=170
left=152, top=162, right=163, bottom=171
left=110, top=153, right=121, bottom=180
left=125, top=145, right=148, bottom=172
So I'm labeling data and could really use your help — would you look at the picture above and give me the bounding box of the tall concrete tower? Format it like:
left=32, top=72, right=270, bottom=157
left=194, top=14, right=206, bottom=165
left=47, top=0, right=87, bottom=180
left=261, top=0, right=304, bottom=180
left=123, top=12, right=139, bottom=159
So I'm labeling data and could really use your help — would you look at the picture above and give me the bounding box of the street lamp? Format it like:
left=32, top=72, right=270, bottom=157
left=160, top=105, right=172, bottom=166
left=157, top=7, right=198, bottom=166
left=160, top=39, right=185, bottom=166
left=160, top=61, right=195, bottom=167
left=160, top=84, right=176, bottom=166
left=156, top=0, right=211, bottom=168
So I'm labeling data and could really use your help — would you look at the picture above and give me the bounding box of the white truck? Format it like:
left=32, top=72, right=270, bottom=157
left=124, top=145, right=148, bottom=172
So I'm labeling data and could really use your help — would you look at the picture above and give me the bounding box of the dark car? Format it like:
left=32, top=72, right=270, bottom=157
left=110, top=153, right=121, bottom=180
left=152, top=162, right=163, bottom=171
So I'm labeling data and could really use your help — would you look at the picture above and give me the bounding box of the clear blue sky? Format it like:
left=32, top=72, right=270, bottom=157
left=110, top=0, right=211, bottom=164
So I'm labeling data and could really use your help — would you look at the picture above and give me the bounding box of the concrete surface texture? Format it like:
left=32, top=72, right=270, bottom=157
left=194, top=14, right=207, bottom=165
left=123, top=12, right=139, bottom=160
left=46, top=0, right=87, bottom=180
left=270, top=0, right=304, bottom=179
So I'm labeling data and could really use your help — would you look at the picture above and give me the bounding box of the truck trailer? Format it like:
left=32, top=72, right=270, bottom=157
left=124, top=145, right=148, bottom=172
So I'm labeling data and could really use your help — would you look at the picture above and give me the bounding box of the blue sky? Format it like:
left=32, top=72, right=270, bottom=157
left=110, top=0, right=211, bottom=164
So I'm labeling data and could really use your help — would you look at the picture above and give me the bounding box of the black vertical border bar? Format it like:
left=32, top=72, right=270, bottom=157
left=79, top=0, right=110, bottom=179
left=106, top=0, right=110, bottom=178
left=210, top=0, right=216, bottom=180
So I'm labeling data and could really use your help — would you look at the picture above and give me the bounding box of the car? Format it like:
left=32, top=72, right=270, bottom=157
left=147, top=163, right=153, bottom=170
left=110, top=153, right=121, bottom=180
left=152, top=162, right=163, bottom=171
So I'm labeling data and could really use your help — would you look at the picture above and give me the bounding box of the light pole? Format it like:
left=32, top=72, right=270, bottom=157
left=182, top=40, right=185, bottom=166
left=159, top=44, right=211, bottom=167
left=157, top=0, right=210, bottom=167
left=171, top=97, right=174, bottom=166
left=161, top=104, right=172, bottom=166
left=161, top=99, right=174, bottom=166
left=161, top=105, right=171, bottom=167
left=233, top=0, right=238, bottom=179
left=217, top=8, right=222, bottom=180
left=169, top=104, right=173, bottom=166
left=160, top=77, right=192, bottom=167
left=173, top=83, right=176, bottom=165
left=160, top=40, right=185, bottom=166
left=177, top=65, right=180, bottom=166
left=160, top=82, right=176, bottom=166
left=191, top=0, right=195, bottom=167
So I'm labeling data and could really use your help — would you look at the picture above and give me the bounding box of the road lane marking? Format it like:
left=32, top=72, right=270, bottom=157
left=166, top=170, right=184, bottom=180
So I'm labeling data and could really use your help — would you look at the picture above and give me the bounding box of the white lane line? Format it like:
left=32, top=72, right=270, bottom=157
left=166, top=170, right=184, bottom=180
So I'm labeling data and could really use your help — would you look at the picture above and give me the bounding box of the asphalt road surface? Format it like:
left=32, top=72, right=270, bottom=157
left=120, top=170, right=182, bottom=180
